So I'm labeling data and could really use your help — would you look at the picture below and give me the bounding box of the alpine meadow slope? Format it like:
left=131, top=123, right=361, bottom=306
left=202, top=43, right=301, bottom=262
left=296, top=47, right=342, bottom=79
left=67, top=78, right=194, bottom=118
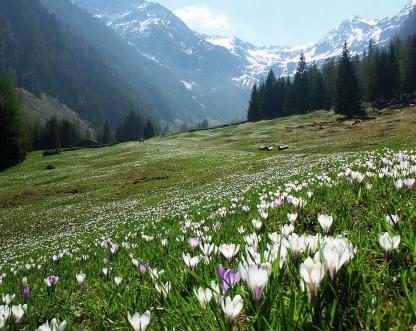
left=0, top=107, right=415, bottom=329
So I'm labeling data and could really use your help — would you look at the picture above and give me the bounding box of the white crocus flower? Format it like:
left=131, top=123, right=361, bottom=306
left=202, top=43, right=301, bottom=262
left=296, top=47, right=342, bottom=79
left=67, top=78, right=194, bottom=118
left=384, top=214, right=399, bottom=227
left=195, top=287, right=213, bottom=309
left=2, top=293, right=15, bottom=305
left=76, top=271, right=86, bottom=285
left=183, top=253, right=202, bottom=271
left=287, top=213, right=298, bottom=223
left=221, top=295, right=244, bottom=323
left=318, top=214, right=333, bottom=233
left=127, top=311, right=151, bottom=331
left=281, top=224, right=294, bottom=237
left=287, top=233, right=305, bottom=257
left=252, top=219, right=263, bottom=232
left=321, top=237, right=355, bottom=279
left=12, top=304, right=26, bottom=323
left=155, top=281, right=171, bottom=299
left=114, top=276, right=123, bottom=286
left=219, top=244, right=240, bottom=263
left=239, top=263, right=270, bottom=304
left=379, top=233, right=400, bottom=256
left=300, top=257, right=325, bottom=297
left=36, top=318, right=67, bottom=331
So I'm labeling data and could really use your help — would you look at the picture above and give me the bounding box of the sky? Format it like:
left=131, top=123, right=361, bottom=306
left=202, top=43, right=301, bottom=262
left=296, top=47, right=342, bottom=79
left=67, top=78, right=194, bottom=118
left=156, top=0, right=411, bottom=47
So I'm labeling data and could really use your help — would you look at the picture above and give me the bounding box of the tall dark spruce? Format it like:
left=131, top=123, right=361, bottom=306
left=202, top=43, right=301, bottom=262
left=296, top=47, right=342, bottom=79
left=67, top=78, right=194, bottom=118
left=335, top=43, right=365, bottom=117
left=0, top=74, right=28, bottom=170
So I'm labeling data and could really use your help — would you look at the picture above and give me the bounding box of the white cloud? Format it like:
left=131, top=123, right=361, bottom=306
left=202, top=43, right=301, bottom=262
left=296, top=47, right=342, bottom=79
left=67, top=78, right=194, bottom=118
left=175, top=6, right=230, bottom=30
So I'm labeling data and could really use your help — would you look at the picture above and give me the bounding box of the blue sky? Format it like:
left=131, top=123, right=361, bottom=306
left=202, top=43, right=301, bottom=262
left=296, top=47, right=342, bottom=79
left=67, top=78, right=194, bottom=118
left=156, top=0, right=411, bottom=46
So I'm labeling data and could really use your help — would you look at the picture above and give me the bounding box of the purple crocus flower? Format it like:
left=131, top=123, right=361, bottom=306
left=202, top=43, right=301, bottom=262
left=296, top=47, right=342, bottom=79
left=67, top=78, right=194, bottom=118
left=139, top=263, right=149, bottom=279
left=23, top=287, right=30, bottom=303
left=222, top=269, right=240, bottom=293
left=44, top=275, right=59, bottom=287
left=217, top=264, right=225, bottom=282
left=103, top=258, right=109, bottom=266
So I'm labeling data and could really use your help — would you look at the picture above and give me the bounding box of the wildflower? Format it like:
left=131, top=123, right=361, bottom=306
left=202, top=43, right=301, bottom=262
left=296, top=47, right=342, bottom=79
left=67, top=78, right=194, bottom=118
left=404, top=178, right=415, bottom=189
left=379, top=233, right=400, bottom=256
left=127, top=311, right=151, bottom=331
left=281, top=224, right=294, bottom=237
left=188, top=238, right=200, bottom=250
left=318, top=214, right=333, bottom=234
left=110, top=243, right=120, bottom=254
left=102, top=268, right=109, bottom=277
left=300, top=257, right=325, bottom=297
left=252, top=219, right=262, bottom=232
left=114, top=276, right=123, bottom=286
left=155, top=281, right=171, bottom=299
left=195, top=287, right=213, bottom=309
left=321, top=236, right=355, bottom=279
left=22, top=277, right=28, bottom=287
left=287, top=233, right=305, bottom=257
left=385, top=214, right=399, bottom=227
left=76, top=271, right=86, bottom=285
left=239, top=263, right=269, bottom=305
left=44, top=276, right=58, bottom=287
left=12, top=304, right=26, bottom=323
left=394, top=179, right=403, bottom=191
left=2, top=293, right=15, bottom=305
left=149, top=268, right=164, bottom=283
left=36, top=318, right=67, bottom=331
left=222, top=269, right=240, bottom=293
left=23, top=287, right=30, bottom=304
left=219, top=244, right=240, bottom=263
left=183, top=253, right=202, bottom=271
left=287, top=213, right=298, bottom=223
left=139, top=263, right=148, bottom=279
left=221, top=295, right=244, bottom=326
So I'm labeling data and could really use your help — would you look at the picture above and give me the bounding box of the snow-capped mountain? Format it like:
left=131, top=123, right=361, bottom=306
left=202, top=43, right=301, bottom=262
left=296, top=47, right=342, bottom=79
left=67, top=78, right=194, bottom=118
left=72, top=0, right=416, bottom=122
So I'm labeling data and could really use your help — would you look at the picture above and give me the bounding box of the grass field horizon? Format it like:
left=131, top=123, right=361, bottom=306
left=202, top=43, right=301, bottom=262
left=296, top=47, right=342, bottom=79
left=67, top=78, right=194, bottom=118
left=1, top=107, right=416, bottom=329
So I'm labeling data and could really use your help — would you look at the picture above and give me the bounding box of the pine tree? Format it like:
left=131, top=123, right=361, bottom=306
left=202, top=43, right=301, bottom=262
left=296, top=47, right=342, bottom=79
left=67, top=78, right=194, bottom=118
left=335, top=43, right=365, bottom=118
left=116, top=111, right=143, bottom=142
left=321, top=59, right=338, bottom=109
left=308, top=64, right=329, bottom=110
left=247, top=84, right=260, bottom=122
left=0, top=74, right=28, bottom=170
left=293, top=53, right=309, bottom=113
left=41, top=117, right=61, bottom=150
left=99, top=120, right=112, bottom=144
left=403, top=36, right=416, bottom=94
left=143, top=118, right=155, bottom=140
left=335, top=43, right=364, bottom=117
left=261, top=70, right=278, bottom=119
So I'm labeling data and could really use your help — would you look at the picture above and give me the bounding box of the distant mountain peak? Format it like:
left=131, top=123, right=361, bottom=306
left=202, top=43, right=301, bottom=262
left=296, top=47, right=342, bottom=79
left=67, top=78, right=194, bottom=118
left=71, top=0, right=416, bottom=122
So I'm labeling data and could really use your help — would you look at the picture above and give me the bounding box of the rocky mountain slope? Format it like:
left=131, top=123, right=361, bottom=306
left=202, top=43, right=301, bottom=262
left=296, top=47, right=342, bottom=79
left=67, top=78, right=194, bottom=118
left=71, top=0, right=416, bottom=122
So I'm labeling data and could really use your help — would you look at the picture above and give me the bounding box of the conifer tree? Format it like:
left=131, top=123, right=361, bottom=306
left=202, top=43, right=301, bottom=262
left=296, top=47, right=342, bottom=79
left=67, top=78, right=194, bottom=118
left=293, top=53, right=309, bottom=113
left=261, top=70, right=278, bottom=119
left=41, top=117, right=61, bottom=150
left=335, top=43, right=365, bottom=118
left=143, top=118, right=155, bottom=140
left=403, top=36, right=416, bottom=94
left=99, top=120, right=112, bottom=144
left=247, top=84, right=260, bottom=122
left=0, top=74, right=28, bottom=170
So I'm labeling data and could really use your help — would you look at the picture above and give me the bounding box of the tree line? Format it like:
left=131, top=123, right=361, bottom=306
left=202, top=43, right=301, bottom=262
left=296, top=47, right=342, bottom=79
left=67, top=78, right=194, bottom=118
left=248, top=34, right=416, bottom=121
left=0, top=74, right=157, bottom=170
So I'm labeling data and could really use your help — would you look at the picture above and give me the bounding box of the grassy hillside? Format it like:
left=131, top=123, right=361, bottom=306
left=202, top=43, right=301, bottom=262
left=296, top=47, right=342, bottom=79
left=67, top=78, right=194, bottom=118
left=0, top=108, right=415, bottom=329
